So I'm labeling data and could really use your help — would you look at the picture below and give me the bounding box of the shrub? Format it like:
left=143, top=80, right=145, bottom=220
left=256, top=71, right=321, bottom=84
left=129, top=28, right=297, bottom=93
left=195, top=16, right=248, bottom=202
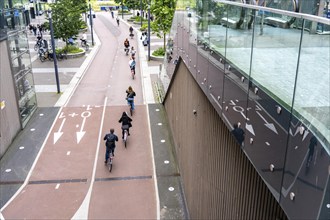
left=63, top=45, right=83, bottom=53
left=134, top=16, right=147, bottom=22
left=152, top=47, right=165, bottom=57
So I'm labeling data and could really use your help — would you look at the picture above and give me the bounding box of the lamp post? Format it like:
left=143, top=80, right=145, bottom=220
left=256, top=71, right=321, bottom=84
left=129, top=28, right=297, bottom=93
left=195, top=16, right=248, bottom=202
left=47, top=9, right=60, bottom=94
left=89, top=0, right=94, bottom=45
left=147, top=3, right=151, bottom=61
left=140, top=0, right=142, bottom=27
left=121, top=0, right=124, bottom=19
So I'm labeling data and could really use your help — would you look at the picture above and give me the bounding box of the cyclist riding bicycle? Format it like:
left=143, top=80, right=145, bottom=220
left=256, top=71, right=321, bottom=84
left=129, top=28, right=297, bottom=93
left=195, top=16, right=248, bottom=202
left=129, top=57, right=136, bottom=75
left=126, top=86, right=136, bottom=110
left=116, top=17, right=120, bottom=26
left=118, top=112, right=132, bottom=139
left=129, top=26, right=134, bottom=38
left=103, top=128, right=118, bottom=162
left=124, top=38, right=130, bottom=54
left=80, top=32, right=87, bottom=46
left=130, top=46, right=136, bottom=59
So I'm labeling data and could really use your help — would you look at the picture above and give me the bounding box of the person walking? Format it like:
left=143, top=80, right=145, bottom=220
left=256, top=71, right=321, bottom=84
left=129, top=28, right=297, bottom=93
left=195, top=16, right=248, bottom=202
left=103, top=128, right=118, bottom=162
left=231, top=123, right=245, bottom=147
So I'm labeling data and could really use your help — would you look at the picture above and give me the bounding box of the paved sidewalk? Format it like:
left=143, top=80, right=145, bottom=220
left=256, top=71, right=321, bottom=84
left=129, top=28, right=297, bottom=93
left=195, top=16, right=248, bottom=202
left=0, top=11, right=187, bottom=219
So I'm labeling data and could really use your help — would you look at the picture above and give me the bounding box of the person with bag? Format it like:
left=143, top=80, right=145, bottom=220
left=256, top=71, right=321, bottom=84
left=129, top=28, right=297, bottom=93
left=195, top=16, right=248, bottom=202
left=128, top=57, right=136, bottom=75
left=118, top=112, right=133, bottom=139
left=103, top=128, right=118, bottom=162
left=126, top=86, right=136, bottom=110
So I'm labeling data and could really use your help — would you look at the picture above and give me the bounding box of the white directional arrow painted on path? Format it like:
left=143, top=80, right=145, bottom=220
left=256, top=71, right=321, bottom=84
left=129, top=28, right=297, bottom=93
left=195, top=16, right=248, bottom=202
left=246, top=123, right=255, bottom=136
left=256, top=111, right=278, bottom=134
left=76, top=111, right=91, bottom=144
left=54, top=118, right=66, bottom=144
left=76, top=117, right=87, bottom=144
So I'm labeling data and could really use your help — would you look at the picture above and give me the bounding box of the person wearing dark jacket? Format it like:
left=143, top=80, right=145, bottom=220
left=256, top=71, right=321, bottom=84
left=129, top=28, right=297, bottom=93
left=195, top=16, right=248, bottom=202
left=126, top=86, right=136, bottom=110
left=103, top=128, right=118, bottom=162
left=118, top=112, right=132, bottom=139
left=231, top=123, right=245, bottom=147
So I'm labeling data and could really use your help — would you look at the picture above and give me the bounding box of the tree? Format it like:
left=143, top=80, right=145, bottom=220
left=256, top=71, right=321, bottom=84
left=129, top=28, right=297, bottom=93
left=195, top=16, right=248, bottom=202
left=50, top=0, right=87, bottom=45
left=150, top=0, right=175, bottom=50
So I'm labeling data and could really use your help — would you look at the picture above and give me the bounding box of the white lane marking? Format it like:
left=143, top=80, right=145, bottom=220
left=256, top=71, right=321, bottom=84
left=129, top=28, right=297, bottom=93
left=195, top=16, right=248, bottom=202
left=72, top=97, right=107, bottom=219
left=30, top=128, right=35, bottom=131
left=155, top=109, right=160, bottom=111
left=55, top=184, right=60, bottom=189
left=161, top=140, right=165, bottom=143
left=5, top=169, right=11, bottom=173
left=19, top=146, right=25, bottom=150
left=54, top=118, right=66, bottom=144
left=265, top=142, right=270, bottom=146
left=168, top=187, right=174, bottom=191
left=0, top=107, right=64, bottom=213
left=164, top=160, right=169, bottom=164
left=67, top=151, right=71, bottom=156
left=39, top=113, right=44, bottom=116
left=157, top=123, right=162, bottom=126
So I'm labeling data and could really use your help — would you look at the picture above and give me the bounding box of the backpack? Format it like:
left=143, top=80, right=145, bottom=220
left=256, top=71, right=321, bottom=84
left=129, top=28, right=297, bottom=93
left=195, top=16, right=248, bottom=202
left=106, top=134, right=116, bottom=148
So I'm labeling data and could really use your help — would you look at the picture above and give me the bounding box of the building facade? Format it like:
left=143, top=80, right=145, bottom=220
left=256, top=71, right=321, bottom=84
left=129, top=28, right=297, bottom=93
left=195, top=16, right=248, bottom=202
left=162, top=0, right=330, bottom=219
left=0, top=0, right=37, bottom=157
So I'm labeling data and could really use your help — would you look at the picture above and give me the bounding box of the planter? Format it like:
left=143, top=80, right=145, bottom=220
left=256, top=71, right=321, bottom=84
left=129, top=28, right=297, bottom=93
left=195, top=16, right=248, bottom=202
left=150, top=54, right=164, bottom=61
left=66, top=49, right=86, bottom=59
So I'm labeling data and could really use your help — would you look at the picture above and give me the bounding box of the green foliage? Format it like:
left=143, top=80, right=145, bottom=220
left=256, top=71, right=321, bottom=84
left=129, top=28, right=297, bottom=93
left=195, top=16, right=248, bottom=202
left=150, top=0, right=175, bottom=49
left=134, top=16, right=147, bottom=22
left=152, top=47, right=165, bottom=57
left=62, top=45, right=83, bottom=54
left=140, top=24, right=148, bottom=31
left=50, top=0, right=86, bottom=45
left=140, top=22, right=155, bottom=32
left=114, top=0, right=147, bottom=10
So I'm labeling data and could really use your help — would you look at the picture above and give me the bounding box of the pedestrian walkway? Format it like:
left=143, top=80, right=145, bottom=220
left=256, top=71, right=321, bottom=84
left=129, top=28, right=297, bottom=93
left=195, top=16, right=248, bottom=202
left=0, top=11, right=187, bottom=219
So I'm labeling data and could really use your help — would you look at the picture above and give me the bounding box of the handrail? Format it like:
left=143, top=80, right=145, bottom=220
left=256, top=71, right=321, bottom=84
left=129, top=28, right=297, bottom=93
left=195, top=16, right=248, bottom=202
left=216, top=0, right=330, bottom=25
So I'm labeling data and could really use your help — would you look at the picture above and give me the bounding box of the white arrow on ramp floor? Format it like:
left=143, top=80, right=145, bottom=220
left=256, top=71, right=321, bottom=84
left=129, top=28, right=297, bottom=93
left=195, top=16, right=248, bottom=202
left=256, top=111, right=278, bottom=134
left=76, top=116, right=87, bottom=144
left=76, top=111, right=92, bottom=144
left=54, top=118, right=66, bottom=144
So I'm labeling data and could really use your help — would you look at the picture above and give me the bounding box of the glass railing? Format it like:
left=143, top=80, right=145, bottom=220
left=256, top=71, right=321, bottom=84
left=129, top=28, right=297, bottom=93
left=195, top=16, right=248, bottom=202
left=164, top=0, right=330, bottom=219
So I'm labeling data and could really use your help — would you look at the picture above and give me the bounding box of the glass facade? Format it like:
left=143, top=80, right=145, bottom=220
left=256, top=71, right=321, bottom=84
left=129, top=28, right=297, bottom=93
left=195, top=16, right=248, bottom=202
left=1, top=0, right=37, bottom=127
left=165, top=1, right=330, bottom=219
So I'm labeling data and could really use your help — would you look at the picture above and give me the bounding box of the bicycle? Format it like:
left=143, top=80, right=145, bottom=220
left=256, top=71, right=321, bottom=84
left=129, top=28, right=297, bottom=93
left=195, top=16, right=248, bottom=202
left=107, top=152, right=114, bottom=172
left=131, top=68, right=135, bottom=80
left=80, top=39, right=89, bottom=51
left=39, top=49, right=53, bottom=62
left=127, top=98, right=134, bottom=116
left=124, top=46, right=129, bottom=55
left=122, top=124, right=129, bottom=148
left=34, top=39, right=42, bottom=51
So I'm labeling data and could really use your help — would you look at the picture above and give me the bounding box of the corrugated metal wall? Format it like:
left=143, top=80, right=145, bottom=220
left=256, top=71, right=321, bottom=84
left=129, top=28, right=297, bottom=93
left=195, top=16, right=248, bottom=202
left=0, top=41, right=21, bottom=158
left=164, top=61, right=288, bottom=220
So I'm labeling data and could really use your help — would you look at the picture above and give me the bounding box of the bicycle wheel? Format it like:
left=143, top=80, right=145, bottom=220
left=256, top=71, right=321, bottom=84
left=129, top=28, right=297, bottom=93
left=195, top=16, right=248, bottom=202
left=123, top=130, right=128, bottom=148
left=108, top=158, right=112, bottom=172
left=85, top=44, right=89, bottom=51
left=39, top=54, right=45, bottom=62
left=34, top=44, right=38, bottom=51
left=131, top=69, right=135, bottom=79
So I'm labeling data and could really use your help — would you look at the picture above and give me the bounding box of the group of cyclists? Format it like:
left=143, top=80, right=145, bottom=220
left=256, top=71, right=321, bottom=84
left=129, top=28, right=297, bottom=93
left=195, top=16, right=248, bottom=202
left=124, top=26, right=137, bottom=78
left=103, top=86, right=136, bottom=164
left=103, top=16, right=141, bottom=167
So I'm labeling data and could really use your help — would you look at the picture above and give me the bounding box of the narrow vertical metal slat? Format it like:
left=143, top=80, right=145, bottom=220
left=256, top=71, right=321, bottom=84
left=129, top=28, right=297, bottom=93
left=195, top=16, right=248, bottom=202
left=163, top=61, right=288, bottom=220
